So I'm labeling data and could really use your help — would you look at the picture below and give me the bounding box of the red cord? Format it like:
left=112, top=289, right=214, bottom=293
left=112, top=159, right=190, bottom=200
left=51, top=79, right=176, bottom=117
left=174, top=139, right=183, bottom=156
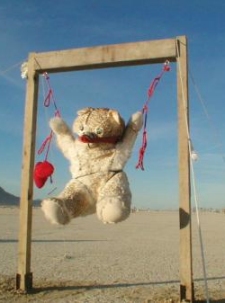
left=34, top=72, right=61, bottom=188
left=136, top=61, right=170, bottom=170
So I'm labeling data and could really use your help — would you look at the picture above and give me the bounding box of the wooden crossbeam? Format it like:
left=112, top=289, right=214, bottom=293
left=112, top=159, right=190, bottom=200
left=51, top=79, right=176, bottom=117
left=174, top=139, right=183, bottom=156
left=31, top=38, right=177, bottom=73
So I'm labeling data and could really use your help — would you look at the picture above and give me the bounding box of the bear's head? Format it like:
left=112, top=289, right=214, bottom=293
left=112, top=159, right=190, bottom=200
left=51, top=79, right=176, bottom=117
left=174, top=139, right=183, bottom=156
left=73, top=107, right=125, bottom=144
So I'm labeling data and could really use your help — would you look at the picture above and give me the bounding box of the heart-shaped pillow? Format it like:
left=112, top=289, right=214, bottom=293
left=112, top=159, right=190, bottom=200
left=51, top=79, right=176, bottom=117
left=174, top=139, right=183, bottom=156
left=33, top=161, right=54, bottom=188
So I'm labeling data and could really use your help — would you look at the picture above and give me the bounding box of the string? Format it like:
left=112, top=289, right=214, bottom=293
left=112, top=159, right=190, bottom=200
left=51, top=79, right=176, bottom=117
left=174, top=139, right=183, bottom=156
left=43, top=72, right=60, bottom=115
left=0, top=59, right=26, bottom=76
left=189, top=69, right=225, bottom=164
left=37, top=131, right=53, bottom=160
left=136, top=61, right=170, bottom=170
left=176, top=40, right=210, bottom=303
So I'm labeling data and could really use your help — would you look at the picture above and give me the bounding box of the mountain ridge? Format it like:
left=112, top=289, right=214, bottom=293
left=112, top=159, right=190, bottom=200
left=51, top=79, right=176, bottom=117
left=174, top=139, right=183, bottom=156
left=0, top=187, right=41, bottom=206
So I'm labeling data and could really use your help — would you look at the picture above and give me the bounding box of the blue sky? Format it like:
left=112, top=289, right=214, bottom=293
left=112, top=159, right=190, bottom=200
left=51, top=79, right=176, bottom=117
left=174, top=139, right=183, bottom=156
left=0, top=0, right=225, bottom=209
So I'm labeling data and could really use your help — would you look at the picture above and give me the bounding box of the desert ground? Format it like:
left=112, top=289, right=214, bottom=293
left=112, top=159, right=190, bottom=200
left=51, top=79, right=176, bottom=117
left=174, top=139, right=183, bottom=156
left=0, top=207, right=225, bottom=302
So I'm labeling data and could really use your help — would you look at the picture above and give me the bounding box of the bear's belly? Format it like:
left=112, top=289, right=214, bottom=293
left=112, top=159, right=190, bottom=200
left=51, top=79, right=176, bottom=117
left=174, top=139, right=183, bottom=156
left=69, top=146, right=117, bottom=178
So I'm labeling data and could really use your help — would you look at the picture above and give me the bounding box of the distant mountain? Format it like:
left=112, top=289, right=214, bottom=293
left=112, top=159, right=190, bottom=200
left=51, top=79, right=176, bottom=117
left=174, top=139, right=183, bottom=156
left=0, top=187, right=40, bottom=206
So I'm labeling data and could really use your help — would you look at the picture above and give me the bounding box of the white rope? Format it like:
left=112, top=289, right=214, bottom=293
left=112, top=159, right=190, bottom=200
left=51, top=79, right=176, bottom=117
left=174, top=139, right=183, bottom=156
left=176, top=40, right=210, bottom=303
left=0, top=60, right=26, bottom=76
left=189, top=69, right=225, bottom=164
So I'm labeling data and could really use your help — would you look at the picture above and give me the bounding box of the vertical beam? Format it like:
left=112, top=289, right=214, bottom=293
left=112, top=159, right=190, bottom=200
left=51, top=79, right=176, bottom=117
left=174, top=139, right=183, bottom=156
left=177, top=36, right=194, bottom=302
left=16, top=54, right=39, bottom=293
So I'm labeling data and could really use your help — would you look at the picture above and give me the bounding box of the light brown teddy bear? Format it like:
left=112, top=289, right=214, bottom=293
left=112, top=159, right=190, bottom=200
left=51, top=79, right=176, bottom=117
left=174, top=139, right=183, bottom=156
left=41, top=107, right=143, bottom=224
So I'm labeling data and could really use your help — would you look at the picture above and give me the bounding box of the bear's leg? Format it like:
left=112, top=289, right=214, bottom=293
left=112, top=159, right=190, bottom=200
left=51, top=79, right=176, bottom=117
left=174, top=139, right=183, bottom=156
left=41, top=180, right=95, bottom=225
left=96, top=172, right=131, bottom=224
left=41, top=197, right=70, bottom=225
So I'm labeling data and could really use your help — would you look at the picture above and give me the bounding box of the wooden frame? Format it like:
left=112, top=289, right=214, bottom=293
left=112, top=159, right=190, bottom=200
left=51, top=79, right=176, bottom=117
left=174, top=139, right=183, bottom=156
left=16, top=36, right=194, bottom=302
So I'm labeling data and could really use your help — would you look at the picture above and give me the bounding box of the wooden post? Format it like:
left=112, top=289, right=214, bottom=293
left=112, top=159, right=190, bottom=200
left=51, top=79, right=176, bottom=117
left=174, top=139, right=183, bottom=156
left=16, top=54, right=39, bottom=292
left=177, top=36, right=194, bottom=302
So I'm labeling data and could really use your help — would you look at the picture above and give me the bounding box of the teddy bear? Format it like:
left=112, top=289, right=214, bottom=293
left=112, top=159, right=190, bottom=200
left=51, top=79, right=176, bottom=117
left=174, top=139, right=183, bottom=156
left=41, top=107, right=143, bottom=225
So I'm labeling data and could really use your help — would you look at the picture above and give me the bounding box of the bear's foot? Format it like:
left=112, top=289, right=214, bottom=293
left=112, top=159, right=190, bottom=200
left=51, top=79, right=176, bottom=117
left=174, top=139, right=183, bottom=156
left=41, top=198, right=71, bottom=225
left=96, top=198, right=130, bottom=224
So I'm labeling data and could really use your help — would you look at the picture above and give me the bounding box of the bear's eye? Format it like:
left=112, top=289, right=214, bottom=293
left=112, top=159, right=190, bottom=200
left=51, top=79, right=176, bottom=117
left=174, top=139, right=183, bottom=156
left=96, top=127, right=103, bottom=135
left=79, top=124, right=84, bottom=131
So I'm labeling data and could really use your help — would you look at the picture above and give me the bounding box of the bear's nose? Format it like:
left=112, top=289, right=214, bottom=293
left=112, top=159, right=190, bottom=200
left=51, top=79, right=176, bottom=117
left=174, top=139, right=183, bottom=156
left=84, top=132, right=97, bottom=139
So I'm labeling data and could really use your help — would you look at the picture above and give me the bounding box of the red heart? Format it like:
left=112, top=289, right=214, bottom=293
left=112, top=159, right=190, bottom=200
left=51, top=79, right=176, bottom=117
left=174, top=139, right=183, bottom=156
left=33, top=161, right=54, bottom=188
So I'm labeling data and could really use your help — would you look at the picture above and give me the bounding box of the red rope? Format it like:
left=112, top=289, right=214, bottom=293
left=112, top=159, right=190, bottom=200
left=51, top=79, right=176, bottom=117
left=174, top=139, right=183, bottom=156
left=34, top=73, right=62, bottom=188
left=38, top=72, right=61, bottom=160
left=43, top=72, right=60, bottom=114
left=136, top=61, right=170, bottom=170
left=37, top=131, right=53, bottom=161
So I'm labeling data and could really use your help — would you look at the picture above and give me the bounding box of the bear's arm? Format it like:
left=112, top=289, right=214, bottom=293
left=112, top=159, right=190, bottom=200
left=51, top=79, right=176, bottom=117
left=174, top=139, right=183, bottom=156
left=49, top=117, right=75, bottom=159
left=112, top=111, right=143, bottom=168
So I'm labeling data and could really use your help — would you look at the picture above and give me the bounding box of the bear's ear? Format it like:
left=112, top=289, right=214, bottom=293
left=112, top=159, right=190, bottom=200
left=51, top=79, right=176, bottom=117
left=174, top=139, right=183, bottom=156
left=77, top=107, right=93, bottom=116
left=108, top=109, right=122, bottom=125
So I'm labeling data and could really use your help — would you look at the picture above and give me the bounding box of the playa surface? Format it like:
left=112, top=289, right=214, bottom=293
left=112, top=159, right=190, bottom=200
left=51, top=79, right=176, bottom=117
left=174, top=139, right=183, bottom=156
left=0, top=207, right=225, bottom=302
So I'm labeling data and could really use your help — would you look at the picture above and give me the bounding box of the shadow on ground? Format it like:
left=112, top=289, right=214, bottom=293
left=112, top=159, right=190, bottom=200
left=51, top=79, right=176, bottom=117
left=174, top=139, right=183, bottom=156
left=1, top=275, right=225, bottom=302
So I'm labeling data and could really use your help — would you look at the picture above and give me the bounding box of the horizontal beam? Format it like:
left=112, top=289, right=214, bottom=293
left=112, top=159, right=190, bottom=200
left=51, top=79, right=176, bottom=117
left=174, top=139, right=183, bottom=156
left=32, top=38, right=178, bottom=73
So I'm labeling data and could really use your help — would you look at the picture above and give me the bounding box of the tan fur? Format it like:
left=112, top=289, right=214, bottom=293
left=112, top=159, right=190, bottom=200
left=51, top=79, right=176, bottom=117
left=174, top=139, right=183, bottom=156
left=41, top=107, right=143, bottom=225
